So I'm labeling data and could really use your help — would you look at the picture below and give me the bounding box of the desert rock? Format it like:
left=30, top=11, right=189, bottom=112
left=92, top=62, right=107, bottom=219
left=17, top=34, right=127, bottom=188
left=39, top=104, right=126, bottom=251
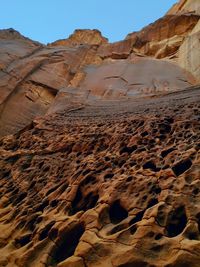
left=0, top=1, right=200, bottom=266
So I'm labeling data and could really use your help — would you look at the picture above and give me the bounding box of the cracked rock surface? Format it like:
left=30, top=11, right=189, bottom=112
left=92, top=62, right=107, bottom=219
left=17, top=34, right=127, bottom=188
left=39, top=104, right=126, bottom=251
left=0, top=0, right=200, bottom=266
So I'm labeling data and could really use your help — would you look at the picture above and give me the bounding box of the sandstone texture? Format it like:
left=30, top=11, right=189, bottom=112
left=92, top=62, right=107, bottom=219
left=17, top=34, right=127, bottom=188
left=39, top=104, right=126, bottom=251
left=50, top=29, right=108, bottom=47
left=167, top=0, right=200, bottom=15
left=0, top=0, right=200, bottom=267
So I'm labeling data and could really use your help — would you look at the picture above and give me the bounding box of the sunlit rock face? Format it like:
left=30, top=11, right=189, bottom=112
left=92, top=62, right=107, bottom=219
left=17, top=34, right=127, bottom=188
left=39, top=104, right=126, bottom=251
left=126, top=13, right=199, bottom=59
left=0, top=1, right=199, bottom=136
left=81, top=58, right=194, bottom=99
left=167, top=0, right=200, bottom=15
left=166, top=0, right=200, bottom=82
left=178, top=20, right=200, bottom=83
left=0, top=1, right=200, bottom=267
left=49, top=29, right=108, bottom=47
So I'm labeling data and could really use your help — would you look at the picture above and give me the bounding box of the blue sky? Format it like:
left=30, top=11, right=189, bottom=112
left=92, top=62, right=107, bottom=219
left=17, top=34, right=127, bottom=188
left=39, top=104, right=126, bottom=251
left=0, top=0, right=177, bottom=44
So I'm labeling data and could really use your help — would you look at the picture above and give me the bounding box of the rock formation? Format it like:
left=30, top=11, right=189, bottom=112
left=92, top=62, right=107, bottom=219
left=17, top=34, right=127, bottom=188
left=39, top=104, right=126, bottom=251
left=0, top=0, right=200, bottom=266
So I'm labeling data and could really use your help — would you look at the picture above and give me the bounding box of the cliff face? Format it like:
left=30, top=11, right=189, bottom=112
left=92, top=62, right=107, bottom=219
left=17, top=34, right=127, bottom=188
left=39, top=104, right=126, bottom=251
left=0, top=1, right=200, bottom=267
left=0, top=1, right=199, bottom=137
left=167, top=0, right=200, bottom=15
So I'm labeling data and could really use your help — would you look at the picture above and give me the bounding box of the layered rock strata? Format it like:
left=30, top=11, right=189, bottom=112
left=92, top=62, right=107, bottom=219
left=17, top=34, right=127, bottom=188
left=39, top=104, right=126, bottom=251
left=0, top=0, right=199, bottom=137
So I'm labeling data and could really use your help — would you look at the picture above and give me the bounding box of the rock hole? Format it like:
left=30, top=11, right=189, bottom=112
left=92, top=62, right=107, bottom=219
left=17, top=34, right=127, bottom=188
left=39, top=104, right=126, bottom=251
left=141, top=131, right=148, bottom=137
left=159, top=123, right=171, bottom=134
left=36, top=216, right=43, bottom=224
left=51, top=223, right=84, bottom=265
left=49, top=228, right=58, bottom=240
left=21, top=159, right=32, bottom=170
left=38, top=161, right=44, bottom=168
left=164, top=117, right=174, bottom=124
left=108, top=224, right=127, bottom=235
left=138, top=121, right=144, bottom=127
left=69, top=189, right=99, bottom=215
left=50, top=199, right=59, bottom=208
left=25, top=213, right=41, bottom=231
left=5, top=155, right=20, bottom=164
left=172, top=159, right=192, bottom=176
left=143, top=161, right=160, bottom=172
left=13, top=192, right=27, bottom=205
left=126, top=176, right=133, bottom=182
left=59, top=183, right=68, bottom=194
left=129, top=210, right=145, bottom=226
left=149, top=185, right=161, bottom=194
left=118, top=159, right=126, bottom=167
left=130, top=161, right=136, bottom=167
left=2, top=170, right=11, bottom=179
left=120, top=145, right=137, bottom=155
left=15, top=234, right=32, bottom=248
left=147, top=198, right=158, bottom=209
left=104, top=173, right=114, bottom=180
left=84, top=193, right=99, bottom=210
left=186, top=231, right=199, bottom=240
left=184, top=175, right=193, bottom=184
left=159, top=134, right=167, bottom=141
left=193, top=188, right=199, bottom=195
left=130, top=224, right=137, bottom=235
left=142, top=195, right=147, bottom=201
left=165, top=206, right=187, bottom=237
left=155, top=233, right=163, bottom=240
left=28, top=181, right=36, bottom=189
left=109, top=200, right=128, bottom=224
left=39, top=221, right=55, bottom=241
left=46, top=184, right=61, bottom=196
left=161, top=147, right=175, bottom=158
left=82, top=169, right=91, bottom=176
left=43, top=165, right=50, bottom=172
left=35, top=199, right=49, bottom=212
left=81, top=175, right=96, bottom=186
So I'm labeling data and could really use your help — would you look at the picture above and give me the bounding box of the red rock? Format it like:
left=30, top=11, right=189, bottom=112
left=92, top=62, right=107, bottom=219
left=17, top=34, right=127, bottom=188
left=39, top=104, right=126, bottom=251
left=126, top=14, right=199, bottom=59
left=167, top=0, right=200, bottom=15
left=0, top=85, right=200, bottom=267
left=80, top=58, right=195, bottom=99
left=0, top=1, right=200, bottom=266
left=97, top=38, right=135, bottom=59
left=50, top=29, right=108, bottom=47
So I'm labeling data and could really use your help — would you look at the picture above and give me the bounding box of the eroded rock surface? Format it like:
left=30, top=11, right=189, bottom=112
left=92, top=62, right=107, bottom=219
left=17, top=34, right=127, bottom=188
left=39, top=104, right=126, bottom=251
left=0, top=0, right=200, bottom=266
left=0, top=86, right=200, bottom=267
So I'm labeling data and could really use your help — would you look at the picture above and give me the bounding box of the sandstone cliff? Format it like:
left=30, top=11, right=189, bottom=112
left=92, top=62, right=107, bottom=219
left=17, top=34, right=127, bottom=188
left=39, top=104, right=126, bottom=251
left=0, top=0, right=199, bottom=137
left=0, top=1, right=200, bottom=267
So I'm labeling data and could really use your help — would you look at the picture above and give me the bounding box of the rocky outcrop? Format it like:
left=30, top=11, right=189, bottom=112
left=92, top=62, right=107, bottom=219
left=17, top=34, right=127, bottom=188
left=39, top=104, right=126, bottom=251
left=178, top=18, right=200, bottom=82
left=0, top=1, right=200, bottom=266
left=166, top=0, right=200, bottom=82
left=0, top=1, right=199, bottom=137
left=0, top=38, right=101, bottom=136
left=50, top=29, right=108, bottom=47
left=0, top=29, right=42, bottom=102
left=167, top=0, right=200, bottom=15
left=0, top=28, right=41, bottom=70
left=126, top=14, right=199, bottom=59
